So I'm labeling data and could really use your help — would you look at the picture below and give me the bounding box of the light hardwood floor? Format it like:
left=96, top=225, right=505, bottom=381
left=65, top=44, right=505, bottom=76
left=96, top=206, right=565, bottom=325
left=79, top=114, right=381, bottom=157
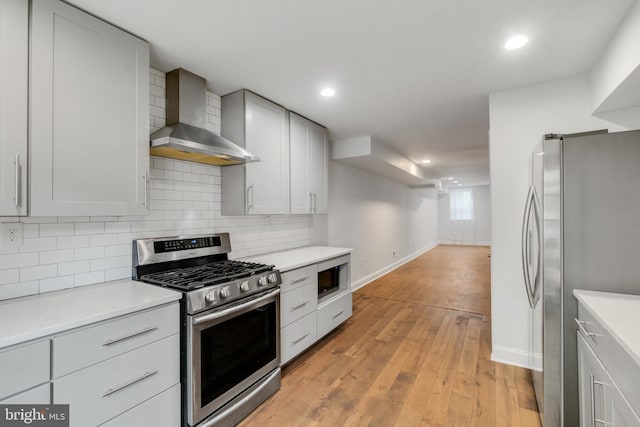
left=240, top=245, right=540, bottom=427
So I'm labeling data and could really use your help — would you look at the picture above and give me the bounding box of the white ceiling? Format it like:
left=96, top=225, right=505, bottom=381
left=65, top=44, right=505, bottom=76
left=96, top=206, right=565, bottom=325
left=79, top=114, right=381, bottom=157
left=68, top=0, right=635, bottom=186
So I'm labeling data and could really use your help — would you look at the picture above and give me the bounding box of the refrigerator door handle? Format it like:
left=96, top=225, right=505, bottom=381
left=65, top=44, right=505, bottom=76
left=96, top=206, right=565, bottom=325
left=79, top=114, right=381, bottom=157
left=531, top=188, right=542, bottom=307
left=521, top=186, right=536, bottom=309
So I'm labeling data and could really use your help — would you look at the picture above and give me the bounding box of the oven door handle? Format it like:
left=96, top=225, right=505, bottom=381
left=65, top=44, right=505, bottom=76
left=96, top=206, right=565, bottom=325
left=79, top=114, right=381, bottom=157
left=192, top=288, right=280, bottom=326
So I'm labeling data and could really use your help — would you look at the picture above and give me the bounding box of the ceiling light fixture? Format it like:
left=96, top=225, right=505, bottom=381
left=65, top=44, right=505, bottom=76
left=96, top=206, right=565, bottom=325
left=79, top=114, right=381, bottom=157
left=505, top=34, right=528, bottom=50
left=421, top=159, right=431, bottom=164
left=457, top=183, right=462, bottom=186
left=446, top=177, right=454, bottom=180
left=453, top=180, right=459, bottom=184
left=320, top=87, right=335, bottom=97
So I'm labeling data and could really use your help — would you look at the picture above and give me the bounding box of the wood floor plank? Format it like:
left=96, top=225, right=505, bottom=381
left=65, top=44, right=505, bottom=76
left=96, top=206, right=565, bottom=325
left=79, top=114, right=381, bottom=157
left=239, top=245, right=539, bottom=427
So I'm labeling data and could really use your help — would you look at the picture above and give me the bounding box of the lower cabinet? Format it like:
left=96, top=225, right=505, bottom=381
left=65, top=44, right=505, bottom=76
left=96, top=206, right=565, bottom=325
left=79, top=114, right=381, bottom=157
left=53, top=334, right=179, bottom=427
left=0, top=384, right=50, bottom=404
left=281, top=312, right=317, bottom=364
left=101, top=383, right=180, bottom=427
left=278, top=255, right=352, bottom=365
left=577, top=328, right=640, bottom=426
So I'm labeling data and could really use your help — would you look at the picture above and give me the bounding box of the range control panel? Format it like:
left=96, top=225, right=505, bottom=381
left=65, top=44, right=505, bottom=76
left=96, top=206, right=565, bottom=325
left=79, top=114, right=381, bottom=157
left=154, top=236, right=222, bottom=253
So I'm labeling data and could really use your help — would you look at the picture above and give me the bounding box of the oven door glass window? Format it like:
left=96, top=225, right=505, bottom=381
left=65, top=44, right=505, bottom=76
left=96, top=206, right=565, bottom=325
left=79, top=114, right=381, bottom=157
left=200, top=300, right=277, bottom=407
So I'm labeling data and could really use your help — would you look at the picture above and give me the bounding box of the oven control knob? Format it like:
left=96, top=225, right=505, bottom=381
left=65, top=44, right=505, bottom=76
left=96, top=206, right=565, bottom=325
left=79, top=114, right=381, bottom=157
left=258, top=276, right=268, bottom=286
left=205, top=292, right=216, bottom=303
left=240, top=281, right=250, bottom=292
left=220, top=287, right=231, bottom=298
left=268, top=273, right=278, bottom=283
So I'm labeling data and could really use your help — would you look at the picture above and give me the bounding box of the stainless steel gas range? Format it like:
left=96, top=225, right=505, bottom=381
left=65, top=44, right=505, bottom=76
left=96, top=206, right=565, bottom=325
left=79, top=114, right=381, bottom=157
left=132, top=233, right=282, bottom=427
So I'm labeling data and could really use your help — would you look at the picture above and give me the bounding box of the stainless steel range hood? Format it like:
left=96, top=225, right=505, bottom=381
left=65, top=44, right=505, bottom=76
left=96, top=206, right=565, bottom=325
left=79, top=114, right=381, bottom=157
left=150, top=68, right=259, bottom=166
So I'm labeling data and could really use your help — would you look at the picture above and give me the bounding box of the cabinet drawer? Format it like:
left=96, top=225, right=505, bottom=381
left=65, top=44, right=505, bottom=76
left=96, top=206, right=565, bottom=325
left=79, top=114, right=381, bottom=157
left=0, top=340, right=50, bottom=400
left=317, top=292, right=352, bottom=339
left=281, top=312, right=317, bottom=364
left=101, top=383, right=180, bottom=427
left=280, top=264, right=317, bottom=293
left=53, top=334, right=179, bottom=427
left=577, top=303, right=607, bottom=360
left=0, top=384, right=50, bottom=404
left=53, top=302, right=179, bottom=377
left=281, top=282, right=317, bottom=327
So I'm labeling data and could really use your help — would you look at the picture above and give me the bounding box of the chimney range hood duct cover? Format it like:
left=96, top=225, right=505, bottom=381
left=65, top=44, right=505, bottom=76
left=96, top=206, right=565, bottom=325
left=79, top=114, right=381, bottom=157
left=150, top=68, right=259, bottom=166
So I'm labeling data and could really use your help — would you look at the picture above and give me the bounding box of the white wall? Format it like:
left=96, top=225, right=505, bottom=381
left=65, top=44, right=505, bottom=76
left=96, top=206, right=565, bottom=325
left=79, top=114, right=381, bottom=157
left=327, top=161, right=439, bottom=289
left=0, top=68, right=319, bottom=300
left=488, top=74, right=633, bottom=368
left=438, top=185, right=491, bottom=245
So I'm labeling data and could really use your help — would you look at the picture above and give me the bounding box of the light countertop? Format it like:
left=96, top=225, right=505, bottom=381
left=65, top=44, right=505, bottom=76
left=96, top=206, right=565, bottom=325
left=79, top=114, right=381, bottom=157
left=0, top=280, right=181, bottom=349
left=573, top=289, right=640, bottom=368
left=241, top=246, right=352, bottom=272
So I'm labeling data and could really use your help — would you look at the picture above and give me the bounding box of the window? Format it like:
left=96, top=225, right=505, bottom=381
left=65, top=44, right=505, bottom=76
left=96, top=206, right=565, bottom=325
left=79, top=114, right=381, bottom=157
left=449, top=188, right=474, bottom=220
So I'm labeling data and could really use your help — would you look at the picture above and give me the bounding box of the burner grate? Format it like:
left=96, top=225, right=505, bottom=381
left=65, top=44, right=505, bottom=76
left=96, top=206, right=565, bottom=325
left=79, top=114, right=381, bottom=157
left=140, top=260, right=274, bottom=291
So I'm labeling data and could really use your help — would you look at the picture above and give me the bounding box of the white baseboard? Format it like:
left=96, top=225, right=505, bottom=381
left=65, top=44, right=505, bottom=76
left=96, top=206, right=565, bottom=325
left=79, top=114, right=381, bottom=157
left=438, top=240, right=491, bottom=246
left=491, top=345, right=542, bottom=371
left=351, top=242, right=438, bottom=292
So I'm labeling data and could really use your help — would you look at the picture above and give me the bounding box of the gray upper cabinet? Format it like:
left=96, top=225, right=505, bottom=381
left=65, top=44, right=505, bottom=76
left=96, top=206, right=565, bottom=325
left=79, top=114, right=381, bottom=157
left=221, top=90, right=290, bottom=215
left=0, top=0, right=28, bottom=216
left=289, top=112, right=328, bottom=214
left=30, top=0, right=149, bottom=216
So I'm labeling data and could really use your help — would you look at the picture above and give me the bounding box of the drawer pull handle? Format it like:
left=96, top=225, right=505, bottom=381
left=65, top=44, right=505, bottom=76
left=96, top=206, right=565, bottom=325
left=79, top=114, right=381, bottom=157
left=291, top=276, right=309, bottom=285
left=290, top=301, right=309, bottom=311
left=332, top=310, right=345, bottom=319
left=103, top=370, right=158, bottom=397
left=575, top=319, right=602, bottom=339
left=102, top=326, right=158, bottom=346
left=292, top=333, right=310, bottom=344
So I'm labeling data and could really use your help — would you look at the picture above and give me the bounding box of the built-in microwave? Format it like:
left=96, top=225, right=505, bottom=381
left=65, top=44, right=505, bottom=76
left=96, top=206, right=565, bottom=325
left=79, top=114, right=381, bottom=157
left=317, top=255, right=350, bottom=300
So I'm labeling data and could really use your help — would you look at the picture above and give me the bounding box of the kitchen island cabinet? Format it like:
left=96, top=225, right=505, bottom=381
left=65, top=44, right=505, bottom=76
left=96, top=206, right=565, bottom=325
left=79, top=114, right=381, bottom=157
left=0, top=0, right=28, bottom=216
left=221, top=90, right=290, bottom=215
left=290, top=112, right=328, bottom=214
left=30, top=0, right=149, bottom=216
left=574, top=290, right=640, bottom=426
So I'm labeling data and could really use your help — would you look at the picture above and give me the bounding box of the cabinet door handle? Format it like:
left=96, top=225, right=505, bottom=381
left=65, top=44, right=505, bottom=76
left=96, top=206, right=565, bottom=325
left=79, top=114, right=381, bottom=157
left=290, top=301, right=309, bottom=311
left=142, top=170, right=149, bottom=207
left=332, top=310, right=345, bottom=319
left=247, top=185, right=254, bottom=210
left=313, top=192, right=317, bottom=213
left=309, top=192, right=313, bottom=213
left=292, top=332, right=310, bottom=344
left=291, top=276, right=309, bottom=285
left=13, top=154, right=20, bottom=207
left=589, top=374, right=606, bottom=426
left=102, top=326, right=158, bottom=346
left=102, top=370, right=158, bottom=397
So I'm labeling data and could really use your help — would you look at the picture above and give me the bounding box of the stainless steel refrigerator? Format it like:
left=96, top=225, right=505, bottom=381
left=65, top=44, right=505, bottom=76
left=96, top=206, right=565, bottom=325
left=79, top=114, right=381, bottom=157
left=522, top=129, right=640, bottom=427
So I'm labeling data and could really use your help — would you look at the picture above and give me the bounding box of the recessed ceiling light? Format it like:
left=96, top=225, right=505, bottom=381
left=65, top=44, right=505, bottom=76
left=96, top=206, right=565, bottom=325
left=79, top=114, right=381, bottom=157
left=320, top=87, right=335, bottom=97
left=505, top=34, right=528, bottom=50
left=457, top=183, right=462, bottom=186
left=453, top=180, right=459, bottom=184
left=446, top=177, right=454, bottom=180
left=421, top=159, right=431, bottom=164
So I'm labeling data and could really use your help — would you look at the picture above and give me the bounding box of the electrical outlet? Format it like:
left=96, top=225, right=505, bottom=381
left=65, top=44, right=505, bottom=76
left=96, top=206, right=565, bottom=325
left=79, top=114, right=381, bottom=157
left=0, top=223, right=22, bottom=253
left=359, top=257, right=364, bottom=267
left=392, top=249, right=397, bottom=257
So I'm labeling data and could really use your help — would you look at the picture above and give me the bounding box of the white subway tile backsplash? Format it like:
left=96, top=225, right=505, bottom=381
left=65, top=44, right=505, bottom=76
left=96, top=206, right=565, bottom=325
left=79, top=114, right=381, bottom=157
left=0, top=67, right=314, bottom=301
left=58, top=260, right=90, bottom=276
left=0, top=269, right=20, bottom=285
left=57, top=235, right=90, bottom=249
left=40, top=249, right=75, bottom=265
left=75, top=271, right=104, bottom=287
left=40, top=276, right=73, bottom=293
left=20, top=265, right=57, bottom=281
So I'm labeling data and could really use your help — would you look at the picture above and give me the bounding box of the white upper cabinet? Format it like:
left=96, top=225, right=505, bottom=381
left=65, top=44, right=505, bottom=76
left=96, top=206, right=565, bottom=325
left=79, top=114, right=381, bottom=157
left=289, top=112, right=328, bottom=214
left=30, top=0, right=149, bottom=216
left=221, top=90, right=290, bottom=215
left=0, top=0, right=28, bottom=216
